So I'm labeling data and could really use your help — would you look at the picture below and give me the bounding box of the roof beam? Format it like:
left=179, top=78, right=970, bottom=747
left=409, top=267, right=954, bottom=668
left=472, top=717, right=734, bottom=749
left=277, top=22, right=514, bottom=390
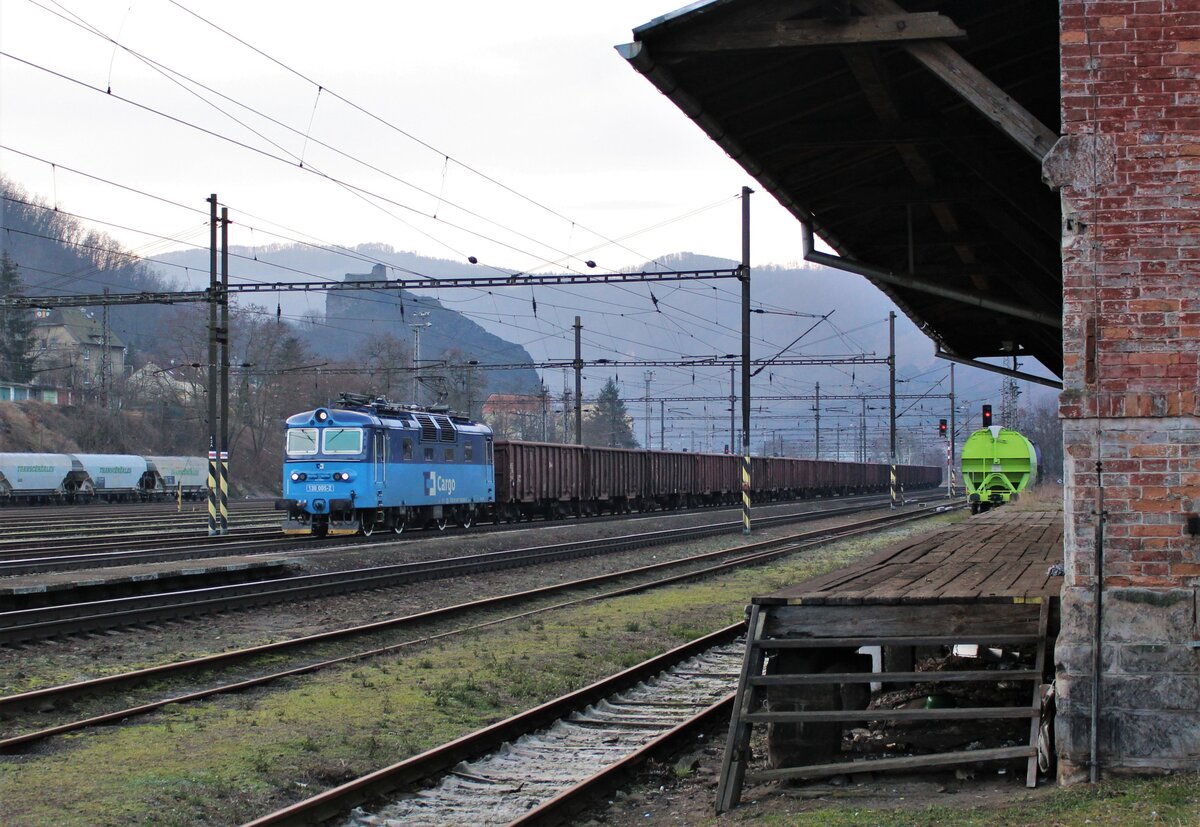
left=854, top=0, right=1058, bottom=161
left=756, top=119, right=982, bottom=152
left=663, top=12, right=966, bottom=52
left=935, top=349, right=1062, bottom=389
left=801, top=221, right=1061, bottom=329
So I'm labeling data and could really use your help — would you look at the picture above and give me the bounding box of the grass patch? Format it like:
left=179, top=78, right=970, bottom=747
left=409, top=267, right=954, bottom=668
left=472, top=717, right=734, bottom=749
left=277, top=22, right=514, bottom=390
left=1007, top=483, right=1064, bottom=512
left=749, top=772, right=1200, bottom=826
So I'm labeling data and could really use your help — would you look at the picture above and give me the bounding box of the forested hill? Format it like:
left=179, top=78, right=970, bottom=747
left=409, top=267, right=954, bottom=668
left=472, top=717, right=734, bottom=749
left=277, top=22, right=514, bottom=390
left=0, top=177, right=176, bottom=362
left=0, top=178, right=541, bottom=398
left=154, top=244, right=543, bottom=396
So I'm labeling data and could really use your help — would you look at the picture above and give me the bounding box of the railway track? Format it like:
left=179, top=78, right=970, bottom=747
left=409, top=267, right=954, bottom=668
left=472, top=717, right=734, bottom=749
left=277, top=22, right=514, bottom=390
left=0, top=500, right=960, bottom=754
left=246, top=626, right=746, bottom=827
left=0, top=489, right=942, bottom=576
left=0, top=495, right=954, bottom=644
left=0, top=499, right=276, bottom=529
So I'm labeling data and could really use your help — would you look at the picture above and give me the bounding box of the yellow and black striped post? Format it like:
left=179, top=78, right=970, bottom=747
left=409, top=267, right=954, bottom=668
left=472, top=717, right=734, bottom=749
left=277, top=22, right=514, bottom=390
left=219, top=451, right=229, bottom=535
left=207, top=449, right=218, bottom=536
left=741, top=454, right=751, bottom=535
left=889, top=463, right=898, bottom=510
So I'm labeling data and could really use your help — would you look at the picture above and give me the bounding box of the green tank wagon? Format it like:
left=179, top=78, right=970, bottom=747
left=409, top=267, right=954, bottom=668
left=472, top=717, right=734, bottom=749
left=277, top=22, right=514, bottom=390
left=960, top=426, right=1039, bottom=514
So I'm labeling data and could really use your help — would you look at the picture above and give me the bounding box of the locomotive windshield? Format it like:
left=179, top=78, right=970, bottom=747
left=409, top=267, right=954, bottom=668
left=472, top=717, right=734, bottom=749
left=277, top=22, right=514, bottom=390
left=286, top=428, right=318, bottom=456
left=322, top=427, right=364, bottom=454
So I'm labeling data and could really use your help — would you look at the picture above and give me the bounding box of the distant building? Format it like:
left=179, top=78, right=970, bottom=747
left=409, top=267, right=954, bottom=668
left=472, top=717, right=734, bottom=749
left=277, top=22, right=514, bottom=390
left=31, top=308, right=126, bottom=391
left=482, top=392, right=594, bottom=442
left=481, top=393, right=543, bottom=419
left=0, top=379, right=66, bottom=404
left=126, top=362, right=199, bottom=403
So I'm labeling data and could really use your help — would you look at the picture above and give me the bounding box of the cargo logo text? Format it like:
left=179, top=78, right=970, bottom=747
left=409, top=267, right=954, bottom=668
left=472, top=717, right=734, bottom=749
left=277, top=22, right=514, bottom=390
left=423, top=471, right=457, bottom=497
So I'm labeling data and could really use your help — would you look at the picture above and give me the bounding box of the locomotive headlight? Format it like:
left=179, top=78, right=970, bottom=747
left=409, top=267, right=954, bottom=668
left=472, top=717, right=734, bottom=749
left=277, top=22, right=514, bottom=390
left=316, top=410, right=329, bottom=422
left=290, top=472, right=300, bottom=482
left=336, top=472, right=351, bottom=481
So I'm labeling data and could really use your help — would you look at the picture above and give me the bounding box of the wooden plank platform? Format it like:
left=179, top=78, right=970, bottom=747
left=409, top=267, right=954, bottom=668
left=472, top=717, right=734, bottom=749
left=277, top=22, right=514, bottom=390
left=753, top=509, right=1063, bottom=607
left=714, top=509, right=1062, bottom=808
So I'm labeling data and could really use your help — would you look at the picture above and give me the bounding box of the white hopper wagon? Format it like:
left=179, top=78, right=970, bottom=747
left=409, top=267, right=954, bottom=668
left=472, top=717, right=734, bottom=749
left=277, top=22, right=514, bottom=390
left=71, top=454, right=150, bottom=501
left=145, top=455, right=208, bottom=500
left=0, top=453, right=91, bottom=502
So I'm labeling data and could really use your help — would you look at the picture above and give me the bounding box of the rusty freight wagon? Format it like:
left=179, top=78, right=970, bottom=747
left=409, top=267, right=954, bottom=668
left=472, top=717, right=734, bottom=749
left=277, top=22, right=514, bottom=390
left=490, top=440, right=940, bottom=521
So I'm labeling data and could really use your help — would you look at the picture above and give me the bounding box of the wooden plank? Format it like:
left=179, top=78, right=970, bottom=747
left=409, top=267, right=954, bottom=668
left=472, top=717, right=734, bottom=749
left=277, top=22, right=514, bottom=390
left=982, top=561, right=1036, bottom=598
left=748, top=669, right=1039, bottom=686
left=756, top=507, right=1064, bottom=606
left=747, top=745, right=1035, bottom=783
left=899, top=561, right=980, bottom=603
left=762, top=602, right=1041, bottom=638
left=935, top=561, right=1006, bottom=600
left=827, top=563, right=941, bottom=604
left=1010, top=561, right=1059, bottom=601
left=667, top=13, right=967, bottom=52
left=755, top=634, right=1040, bottom=648
left=1026, top=602, right=1050, bottom=787
left=715, top=604, right=767, bottom=814
left=745, top=706, right=1039, bottom=723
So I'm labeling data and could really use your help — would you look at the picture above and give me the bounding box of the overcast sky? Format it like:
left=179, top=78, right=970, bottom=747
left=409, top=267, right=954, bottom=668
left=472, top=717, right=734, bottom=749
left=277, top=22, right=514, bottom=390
left=1, top=0, right=817, bottom=274
left=1, top=0, right=1050, bottom=447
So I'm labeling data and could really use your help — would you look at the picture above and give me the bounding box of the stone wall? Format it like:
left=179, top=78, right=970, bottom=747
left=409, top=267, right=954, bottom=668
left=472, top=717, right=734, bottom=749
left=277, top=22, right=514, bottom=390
left=1046, top=1, right=1200, bottom=782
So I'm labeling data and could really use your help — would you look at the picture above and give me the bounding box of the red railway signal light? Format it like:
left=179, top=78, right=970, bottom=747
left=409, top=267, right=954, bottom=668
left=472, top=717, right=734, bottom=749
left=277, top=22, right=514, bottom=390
left=939, top=419, right=947, bottom=437
left=982, top=405, right=993, bottom=427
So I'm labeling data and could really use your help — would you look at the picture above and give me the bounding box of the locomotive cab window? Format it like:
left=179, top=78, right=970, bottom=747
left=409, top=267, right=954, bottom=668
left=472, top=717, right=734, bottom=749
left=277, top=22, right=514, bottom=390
left=322, top=427, right=364, bottom=454
left=464, top=442, right=474, bottom=462
left=424, top=447, right=434, bottom=462
left=402, top=438, right=414, bottom=460
left=287, top=428, right=319, bottom=456
left=444, top=447, right=455, bottom=462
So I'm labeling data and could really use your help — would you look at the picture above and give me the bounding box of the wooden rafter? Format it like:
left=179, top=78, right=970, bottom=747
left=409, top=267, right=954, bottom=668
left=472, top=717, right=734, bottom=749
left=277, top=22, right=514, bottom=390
left=664, top=12, right=965, bottom=52
left=854, top=0, right=1058, bottom=160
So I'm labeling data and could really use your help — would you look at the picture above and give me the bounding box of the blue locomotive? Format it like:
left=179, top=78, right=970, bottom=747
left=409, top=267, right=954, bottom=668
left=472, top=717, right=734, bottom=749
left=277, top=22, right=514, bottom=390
left=277, top=393, right=494, bottom=536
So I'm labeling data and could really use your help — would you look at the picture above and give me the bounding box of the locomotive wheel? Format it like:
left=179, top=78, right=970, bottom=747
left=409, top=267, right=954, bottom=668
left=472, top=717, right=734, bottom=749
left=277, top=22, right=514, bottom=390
left=360, top=515, right=375, bottom=537
left=392, top=517, right=406, bottom=535
left=458, top=510, right=474, bottom=529
left=434, top=516, right=448, bottom=531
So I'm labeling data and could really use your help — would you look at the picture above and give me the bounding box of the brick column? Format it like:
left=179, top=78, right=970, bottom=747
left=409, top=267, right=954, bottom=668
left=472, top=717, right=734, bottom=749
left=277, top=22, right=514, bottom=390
left=1044, top=2, right=1200, bottom=783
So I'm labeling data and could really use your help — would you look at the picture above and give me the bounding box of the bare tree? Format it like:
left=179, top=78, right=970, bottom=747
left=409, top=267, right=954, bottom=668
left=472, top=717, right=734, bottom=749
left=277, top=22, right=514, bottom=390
left=1021, top=394, right=1064, bottom=482
left=354, top=334, right=411, bottom=399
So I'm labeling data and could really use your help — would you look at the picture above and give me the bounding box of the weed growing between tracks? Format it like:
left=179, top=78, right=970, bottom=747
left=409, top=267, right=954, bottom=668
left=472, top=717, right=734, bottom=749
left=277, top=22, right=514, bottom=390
left=0, top=514, right=964, bottom=826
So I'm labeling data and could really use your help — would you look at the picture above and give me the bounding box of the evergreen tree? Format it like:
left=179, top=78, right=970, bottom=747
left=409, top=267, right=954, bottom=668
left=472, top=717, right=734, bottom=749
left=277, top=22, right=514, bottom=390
left=583, top=377, right=638, bottom=448
left=0, top=251, right=36, bottom=382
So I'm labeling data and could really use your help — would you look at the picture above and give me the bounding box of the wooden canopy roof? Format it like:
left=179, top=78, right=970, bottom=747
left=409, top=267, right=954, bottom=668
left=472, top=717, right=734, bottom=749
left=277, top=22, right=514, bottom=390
left=620, top=0, right=1063, bottom=378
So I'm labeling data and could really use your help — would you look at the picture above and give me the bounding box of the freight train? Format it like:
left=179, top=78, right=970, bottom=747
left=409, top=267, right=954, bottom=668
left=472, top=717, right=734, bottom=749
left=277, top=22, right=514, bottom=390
left=277, top=394, right=942, bottom=537
left=0, top=453, right=208, bottom=504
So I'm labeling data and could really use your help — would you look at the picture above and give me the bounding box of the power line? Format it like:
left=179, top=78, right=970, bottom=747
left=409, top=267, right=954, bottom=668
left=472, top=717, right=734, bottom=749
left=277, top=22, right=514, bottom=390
left=0, top=49, right=622, bottom=276
left=161, top=0, right=690, bottom=274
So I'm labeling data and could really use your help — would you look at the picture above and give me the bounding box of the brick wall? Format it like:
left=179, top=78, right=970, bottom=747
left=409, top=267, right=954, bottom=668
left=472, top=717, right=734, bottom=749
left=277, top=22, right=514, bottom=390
left=1045, top=0, right=1200, bottom=782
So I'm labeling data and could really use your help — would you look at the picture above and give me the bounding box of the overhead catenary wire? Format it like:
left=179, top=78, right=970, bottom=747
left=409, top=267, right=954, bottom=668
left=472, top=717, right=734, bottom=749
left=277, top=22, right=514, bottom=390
left=160, top=0, right=694, bottom=276
left=21, top=0, right=724, bottom=282
left=0, top=17, right=940, bottom=432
